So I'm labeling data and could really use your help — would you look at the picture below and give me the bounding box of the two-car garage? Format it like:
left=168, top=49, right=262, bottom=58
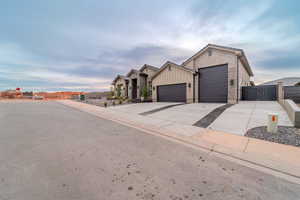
left=151, top=44, right=254, bottom=104
left=152, top=61, right=229, bottom=103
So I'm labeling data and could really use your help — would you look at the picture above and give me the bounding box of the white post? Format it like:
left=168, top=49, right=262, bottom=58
left=268, top=113, right=278, bottom=133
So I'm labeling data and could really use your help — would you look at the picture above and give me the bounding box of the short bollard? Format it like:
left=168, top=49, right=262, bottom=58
left=267, top=113, right=278, bottom=133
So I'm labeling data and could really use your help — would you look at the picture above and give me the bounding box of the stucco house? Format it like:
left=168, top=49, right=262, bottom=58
left=151, top=44, right=254, bottom=104
left=112, top=64, right=159, bottom=99
left=112, top=75, right=129, bottom=98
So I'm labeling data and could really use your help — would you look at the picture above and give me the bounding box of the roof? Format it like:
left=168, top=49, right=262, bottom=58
left=152, top=61, right=195, bottom=80
left=126, top=69, right=139, bottom=77
left=260, top=77, right=300, bottom=86
left=181, top=44, right=254, bottom=76
left=139, top=64, right=159, bottom=72
left=112, top=75, right=128, bottom=85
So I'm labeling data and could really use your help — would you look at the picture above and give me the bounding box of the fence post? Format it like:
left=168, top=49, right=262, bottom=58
left=277, top=82, right=284, bottom=103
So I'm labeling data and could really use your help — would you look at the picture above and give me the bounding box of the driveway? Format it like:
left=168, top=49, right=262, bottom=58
left=209, top=101, right=293, bottom=136
left=146, top=103, right=225, bottom=125
left=108, top=102, right=179, bottom=114
left=1, top=100, right=300, bottom=200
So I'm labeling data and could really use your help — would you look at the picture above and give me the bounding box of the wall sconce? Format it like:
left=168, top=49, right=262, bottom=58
left=188, top=83, right=191, bottom=88
left=230, top=79, right=235, bottom=86
left=137, top=86, right=139, bottom=89
left=153, top=86, right=155, bottom=90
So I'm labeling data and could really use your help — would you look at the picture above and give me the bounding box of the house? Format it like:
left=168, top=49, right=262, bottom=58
left=112, top=64, right=159, bottom=99
left=260, top=77, right=300, bottom=86
left=112, top=75, right=129, bottom=98
left=151, top=44, right=254, bottom=103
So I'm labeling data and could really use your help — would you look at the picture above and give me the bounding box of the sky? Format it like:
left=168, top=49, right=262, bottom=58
left=0, top=0, right=299, bottom=92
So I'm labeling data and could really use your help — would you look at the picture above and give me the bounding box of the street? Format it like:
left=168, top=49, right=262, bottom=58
left=0, top=101, right=299, bottom=200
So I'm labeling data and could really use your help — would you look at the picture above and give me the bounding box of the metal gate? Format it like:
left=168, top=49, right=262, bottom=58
left=284, top=86, right=300, bottom=103
left=242, top=85, right=277, bottom=101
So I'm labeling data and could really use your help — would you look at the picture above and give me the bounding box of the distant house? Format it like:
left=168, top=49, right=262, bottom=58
left=260, top=77, right=300, bottom=86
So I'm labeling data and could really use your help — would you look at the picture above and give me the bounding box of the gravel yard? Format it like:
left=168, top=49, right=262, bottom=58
left=245, top=126, right=300, bottom=147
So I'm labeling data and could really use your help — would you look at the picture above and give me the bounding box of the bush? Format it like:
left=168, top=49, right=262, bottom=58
left=104, top=102, right=107, bottom=108
left=141, top=86, right=149, bottom=98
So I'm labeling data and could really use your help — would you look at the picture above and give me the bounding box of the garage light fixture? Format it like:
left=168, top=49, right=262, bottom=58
left=230, top=79, right=235, bottom=86
left=153, top=86, right=155, bottom=90
left=188, top=83, right=191, bottom=88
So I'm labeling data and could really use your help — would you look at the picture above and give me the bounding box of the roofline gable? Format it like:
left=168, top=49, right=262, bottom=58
left=182, top=44, right=254, bottom=76
left=139, top=64, right=159, bottom=72
left=152, top=61, right=194, bottom=81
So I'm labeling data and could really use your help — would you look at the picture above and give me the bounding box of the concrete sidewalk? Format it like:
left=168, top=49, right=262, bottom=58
left=58, top=100, right=300, bottom=184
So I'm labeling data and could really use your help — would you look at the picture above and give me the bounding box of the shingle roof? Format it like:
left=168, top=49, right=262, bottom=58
left=139, top=64, right=159, bottom=72
left=260, top=77, right=300, bottom=86
left=112, top=75, right=128, bottom=85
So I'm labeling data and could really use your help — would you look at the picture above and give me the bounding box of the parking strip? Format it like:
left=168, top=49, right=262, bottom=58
left=193, top=104, right=233, bottom=128
left=139, top=103, right=185, bottom=116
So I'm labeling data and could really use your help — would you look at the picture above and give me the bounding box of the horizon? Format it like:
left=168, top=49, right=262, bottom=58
left=0, top=0, right=300, bottom=92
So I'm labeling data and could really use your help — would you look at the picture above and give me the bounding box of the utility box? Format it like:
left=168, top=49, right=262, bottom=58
left=267, top=113, right=278, bottom=133
left=80, top=94, right=85, bottom=101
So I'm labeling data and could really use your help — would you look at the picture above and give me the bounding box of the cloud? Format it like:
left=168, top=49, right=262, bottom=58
left=0, top=0, right=299, bottom=91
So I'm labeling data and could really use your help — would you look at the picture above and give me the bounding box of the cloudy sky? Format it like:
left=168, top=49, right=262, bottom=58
left=0, top=0, right=299, bottom=92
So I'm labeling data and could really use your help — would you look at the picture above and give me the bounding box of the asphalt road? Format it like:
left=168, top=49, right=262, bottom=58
left=0, top=101, right=300, bottom=200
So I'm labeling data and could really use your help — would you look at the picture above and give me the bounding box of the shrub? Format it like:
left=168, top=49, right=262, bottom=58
left=141, top=86, right=149, bottom=98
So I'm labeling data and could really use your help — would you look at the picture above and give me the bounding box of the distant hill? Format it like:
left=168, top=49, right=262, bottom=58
left=260, top=77, right=300, bottom=86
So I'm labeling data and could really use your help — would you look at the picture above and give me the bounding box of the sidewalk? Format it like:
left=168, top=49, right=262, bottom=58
left=58, top=100, right=300, bottom=184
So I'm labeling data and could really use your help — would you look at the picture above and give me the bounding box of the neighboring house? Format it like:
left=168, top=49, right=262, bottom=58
left=112, top=75, right=129, bottom=98
left=260, top=77, right=300, bottom=86
left=151, top=44, right=254, bottom=103
left=127, top=64, right=159, bottom=99
left=112, top=64, right=159, bottom=100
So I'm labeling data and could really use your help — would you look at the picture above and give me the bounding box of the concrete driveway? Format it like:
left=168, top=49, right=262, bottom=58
left=108, top=102, right=179, bottom=114
left=209, top=101, right=293, bottom=136
left=147, top=103, right=225, bottom=125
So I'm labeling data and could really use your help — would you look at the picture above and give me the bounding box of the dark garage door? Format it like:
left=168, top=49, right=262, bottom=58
left=157, top=83, right=186, bottom=102
left=199, top=65, right=228, bottom=103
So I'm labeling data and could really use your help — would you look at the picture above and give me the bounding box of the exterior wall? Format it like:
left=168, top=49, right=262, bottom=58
left=114, top=78, right=127, bottom=97
left=238, top=59, right=251, bottom=99
left=152, top=65, right=194, bottom=103
left=184, top=48, right=239, bottom=104
left=141, top=67, right=159, bottom=97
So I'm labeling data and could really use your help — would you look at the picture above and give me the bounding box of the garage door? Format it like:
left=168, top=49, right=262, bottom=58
left=199, top=65, right=228, bottom=103
left=157, top=83, right=186, bottom=102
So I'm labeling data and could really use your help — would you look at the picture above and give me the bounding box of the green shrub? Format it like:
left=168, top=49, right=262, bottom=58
left=141, top=86, right=149, bottom=98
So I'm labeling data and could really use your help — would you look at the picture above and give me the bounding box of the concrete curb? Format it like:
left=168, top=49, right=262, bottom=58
left=58, top=100, right=300, bottom=184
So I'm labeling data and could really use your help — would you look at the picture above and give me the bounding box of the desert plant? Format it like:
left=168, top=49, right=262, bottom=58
left=116, top=86, right=121, bottom=98
left=141, top=86, right=149, bottom=98
left=119, top=99, right=123, bottom=104
left=104, top=102, right=107, bottom=108
left=112, top=101, right=115, bottom=106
